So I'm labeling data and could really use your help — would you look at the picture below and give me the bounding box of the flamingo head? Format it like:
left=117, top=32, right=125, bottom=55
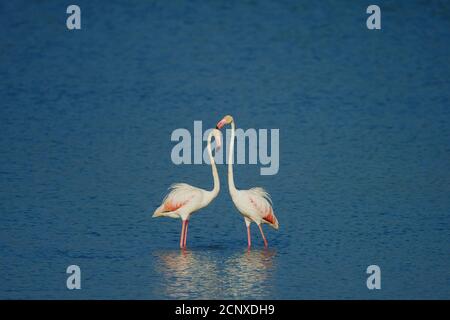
left=211, top=128, right=222, bottom=151
left=216, top=115, right=233, bottom=129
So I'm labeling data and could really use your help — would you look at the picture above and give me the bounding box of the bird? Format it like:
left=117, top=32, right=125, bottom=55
left=153, top=128, right=222, bottom=249
left=216, top=115, right=279, bottom=248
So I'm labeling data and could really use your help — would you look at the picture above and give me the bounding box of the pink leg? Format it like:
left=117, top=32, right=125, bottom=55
left=180, top=220, right=186, bottom=249
left=247, top=225, right=251, bottom=249
left=258, top=224, right=268, bottom=248
left=183, top=220, right=189, bottom=248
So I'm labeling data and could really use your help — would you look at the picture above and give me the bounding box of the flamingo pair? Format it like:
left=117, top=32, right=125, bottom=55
left=153, top=115, right=279, bottom=249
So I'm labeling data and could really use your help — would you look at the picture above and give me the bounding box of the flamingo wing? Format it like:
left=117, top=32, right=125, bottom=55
left=153, top=183, right=203, bottom=217
left=241, top=187, right=279, bottom=229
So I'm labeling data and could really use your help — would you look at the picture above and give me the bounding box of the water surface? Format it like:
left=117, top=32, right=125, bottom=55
left=0, top=0, right=449, bottom=299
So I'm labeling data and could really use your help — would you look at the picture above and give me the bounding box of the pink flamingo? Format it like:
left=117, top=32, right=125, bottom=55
left=153, top=129, right=222, bottom=249
left=216, top=115, right=279, bottom=248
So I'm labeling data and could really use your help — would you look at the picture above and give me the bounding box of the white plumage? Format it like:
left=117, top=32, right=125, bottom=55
left=231, top=188, right=278, bottom=229
left=216, top=115, right=279, bottom=248
left=152, top=130, right=222, bottom=249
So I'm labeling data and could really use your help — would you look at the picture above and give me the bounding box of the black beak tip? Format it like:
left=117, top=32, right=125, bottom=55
left=215, top=125, right=219, bottom=129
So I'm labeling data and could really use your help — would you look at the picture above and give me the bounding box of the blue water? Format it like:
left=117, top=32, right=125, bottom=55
left=1, top=0, right=449, bottom=299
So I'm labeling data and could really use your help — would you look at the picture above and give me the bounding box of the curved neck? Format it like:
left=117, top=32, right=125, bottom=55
left=207, top=133, right=220, bottom=197
left=228, top=121, right=237, bottom=194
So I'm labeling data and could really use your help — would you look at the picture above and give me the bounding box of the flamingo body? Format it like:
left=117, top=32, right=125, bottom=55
left=152, top=130, right=222, bottom=249
left=231, top=188, right=279, bottom=229
left=216, top=115, right=279, bottom=248
left=154, top=183, right=210, bottom=220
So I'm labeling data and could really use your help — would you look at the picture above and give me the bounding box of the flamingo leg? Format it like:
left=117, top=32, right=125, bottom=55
left=180, top=220, right=186, bottom=249
left=258, top=224, right=268, bottom=248
left=247, top=225, right=252, bottom=249
left=183, top=220, right=189, bottom=248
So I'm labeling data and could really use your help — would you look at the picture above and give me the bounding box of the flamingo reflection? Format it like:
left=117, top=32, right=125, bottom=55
left=223, top=249, right=276, bottom=299
left=154, top=250, right=221, bottom=299
left=154, top=249, right=276, bottom=299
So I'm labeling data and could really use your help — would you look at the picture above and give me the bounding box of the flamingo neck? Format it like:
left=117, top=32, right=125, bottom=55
left=207, top=132, right=220, bottom=198
left=228, top=121, right=237, bottom=195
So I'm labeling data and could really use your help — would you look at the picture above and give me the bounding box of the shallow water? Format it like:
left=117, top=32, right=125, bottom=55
left=0, top=0, right=449, bottom=299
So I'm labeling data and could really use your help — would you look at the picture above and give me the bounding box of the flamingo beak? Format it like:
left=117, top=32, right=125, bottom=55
left=216, top=118, right=226, bottom=129
left=216, top=137, right=221, bottom=151
left=212, top=129, right=222, bottom=151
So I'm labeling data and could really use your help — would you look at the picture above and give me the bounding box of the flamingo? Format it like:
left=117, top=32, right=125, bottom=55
left=216, top=115, right=279, bottom=248
left=153, top=129, right=222, bottom=249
